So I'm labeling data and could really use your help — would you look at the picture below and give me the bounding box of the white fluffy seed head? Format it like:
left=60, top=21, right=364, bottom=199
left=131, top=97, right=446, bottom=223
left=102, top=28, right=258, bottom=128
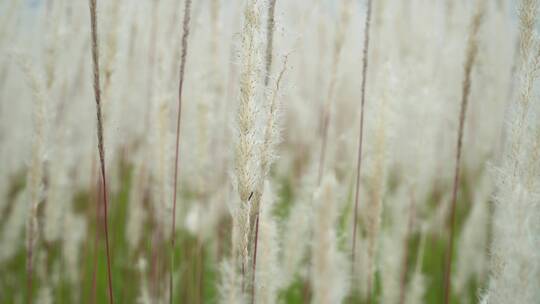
left=235, top=0, right=265, bottom=203
left=17, top=56, right=47, bottom=269
left=481, top=0, right=540, bottom=303
left=311, top=173, right=349, bottom=304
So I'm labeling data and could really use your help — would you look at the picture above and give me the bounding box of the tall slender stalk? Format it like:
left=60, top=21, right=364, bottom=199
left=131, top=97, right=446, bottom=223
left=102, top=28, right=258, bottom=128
left=171, top=0, right=192, bottom=303
left=251, top=55, right=287, bottom=304
left=251, top=8, right=282, bottom=283
left=351, top=0, right=372, bottom=274
left=88, top=0, right=114, bottom=302
left=443, top=3, right=484, bottom=304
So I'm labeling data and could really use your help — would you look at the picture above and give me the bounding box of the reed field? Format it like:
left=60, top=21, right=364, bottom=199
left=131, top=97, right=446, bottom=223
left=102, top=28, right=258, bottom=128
left=0, top=0, right=539, bottom=303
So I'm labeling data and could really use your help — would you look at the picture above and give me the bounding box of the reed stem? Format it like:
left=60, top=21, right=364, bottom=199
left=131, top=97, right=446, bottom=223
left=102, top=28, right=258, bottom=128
left=89, top=0, right=114, bottom=302
left=352, top=0, right=372, bottom=275
left=443, top=4, right=484, bottom=303
left=171, top=0, right=192, bottom=303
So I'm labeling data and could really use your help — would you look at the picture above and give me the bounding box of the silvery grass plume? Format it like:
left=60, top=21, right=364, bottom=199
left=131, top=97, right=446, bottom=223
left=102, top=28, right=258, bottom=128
left=251, top=34, right=288, bottom=304
left=444, top=2, right=485, bottom=302
left=171, top=0, right=192, bottom=250
left=365, top=68, right=388, bottom=300
left=88, top=0, right=114, bottom=301
left=253, top=181, right=280, bottom=304
left=234, top=0, right=265, bottom=286
left=259, top=56, right=287, bottom=191
left=235, top=0, right=264, bottom=207
left=481, top=0, right=540, bottom=303
left=249, top=54, right=288, bottom=297
left=311, top=174, right=349, bottom=304
left=351, top=0, right=372, bottom=276
left=17, top=57, right=46, bottom=304
left=170, top=1, right=192, bottom=301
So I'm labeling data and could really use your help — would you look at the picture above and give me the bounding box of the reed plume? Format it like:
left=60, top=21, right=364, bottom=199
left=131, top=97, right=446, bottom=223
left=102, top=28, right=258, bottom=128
left=480, top=0, right=540, bottom=303
left=17, top=58, right=45, bottom=304
left=312, top=174, right=349, bottom=304
left=170, top=0, right=192, bottom=302
left=251, top=55, right=287, bottom=303
left=88, top=0, right=114, bottom=302
left=235, top=0, right=263, bottom=205
left=365, top=72, right=388, bottom=302
left=443, top=2, right=485, bottom=303
left=234, top=0, right=264, bottom=291
left=351, top=0, right=373, bottom=276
